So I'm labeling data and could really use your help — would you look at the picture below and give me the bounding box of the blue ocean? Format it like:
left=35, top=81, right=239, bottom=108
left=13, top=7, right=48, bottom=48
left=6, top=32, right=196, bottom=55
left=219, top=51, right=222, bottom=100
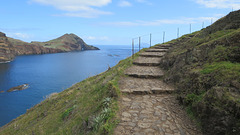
left=0, top=45, right=145, bottom=127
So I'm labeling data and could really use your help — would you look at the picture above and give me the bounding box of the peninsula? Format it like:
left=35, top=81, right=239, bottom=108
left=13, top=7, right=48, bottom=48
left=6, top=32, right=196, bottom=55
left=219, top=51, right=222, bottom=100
left=0, top=10, right=239, bottom=135
left=0, top=33, right=99, bottom=63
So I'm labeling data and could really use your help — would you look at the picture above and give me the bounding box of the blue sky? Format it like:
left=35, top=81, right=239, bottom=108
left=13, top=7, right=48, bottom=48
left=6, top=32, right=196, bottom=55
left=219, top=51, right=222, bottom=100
left=0, top=0, right=239, bottom=45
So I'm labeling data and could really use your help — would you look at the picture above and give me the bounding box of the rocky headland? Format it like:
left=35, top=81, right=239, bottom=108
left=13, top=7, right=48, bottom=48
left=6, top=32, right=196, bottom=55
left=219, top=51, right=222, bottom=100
left=0, top=10, right=239, bottom=135
left=0, top=33, right=99, bottom=63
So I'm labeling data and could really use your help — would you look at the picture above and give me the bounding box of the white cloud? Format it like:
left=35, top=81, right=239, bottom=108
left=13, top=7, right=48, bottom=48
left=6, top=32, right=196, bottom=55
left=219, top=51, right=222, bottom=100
left=100, top=16, right=220, bottom=26
left=136, top=0, right=146, bottom=3
left=8, top=33, right=31, bottom=39
left=118, top=0, right=132, bottom=7
left=135, top=0, right=152, bottom=5
left=85, top=36, right=110, bottom=41
left=55, top=9, right=112, bottom=18
left=86, top=36, right=96, bottom=40
left=30, top=0, right=112, bottom=18
left=31, top=0, right=112, bottom=11
left=196, top=0, right=240, bottom=9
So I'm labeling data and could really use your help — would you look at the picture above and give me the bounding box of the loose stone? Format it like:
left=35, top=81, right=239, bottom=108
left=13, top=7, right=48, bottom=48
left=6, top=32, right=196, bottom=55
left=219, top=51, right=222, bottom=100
left=122, top=112, right=131, bottom=117
left=138, top=122, right=151, bottom=128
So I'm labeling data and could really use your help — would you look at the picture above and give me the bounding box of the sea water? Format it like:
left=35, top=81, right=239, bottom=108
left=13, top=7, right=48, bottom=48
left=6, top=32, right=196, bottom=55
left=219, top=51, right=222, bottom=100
left=0, top=45, right=144, bottom=127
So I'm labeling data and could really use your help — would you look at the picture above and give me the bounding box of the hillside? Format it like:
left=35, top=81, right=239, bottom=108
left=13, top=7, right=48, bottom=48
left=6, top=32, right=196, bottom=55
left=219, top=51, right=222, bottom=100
left=8, top=37, right=63, bottom=56
left=160, top=10, right=240, bottom=135
left=0, top=52, right=133, bottom=135
left=31, top=33, right=99, bottom=51
left=0, top=33, right=99, bottom=63
left=0, top=32, right=15, bottom=62
left=0, top=10, right=239, bottom=135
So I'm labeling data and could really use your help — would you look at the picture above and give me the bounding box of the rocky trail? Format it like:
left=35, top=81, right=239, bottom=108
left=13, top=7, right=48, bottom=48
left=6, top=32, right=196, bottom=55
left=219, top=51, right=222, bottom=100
left=115, top=44, right=202, bottom=135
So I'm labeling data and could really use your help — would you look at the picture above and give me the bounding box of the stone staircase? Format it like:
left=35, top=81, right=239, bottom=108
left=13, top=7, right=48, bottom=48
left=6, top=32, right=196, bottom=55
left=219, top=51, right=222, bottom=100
left=120, top=44, right=174, bottom=94
left=115, top=44, right=202, bottom=135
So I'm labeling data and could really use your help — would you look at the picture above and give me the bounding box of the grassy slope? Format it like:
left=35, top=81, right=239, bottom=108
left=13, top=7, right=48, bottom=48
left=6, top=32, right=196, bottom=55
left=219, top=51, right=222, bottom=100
left=32, top=34, right=91, bottom=51
left=0, top=53, right=138, bottom=135
left=8, top=34, right=97, bottom=52
left=7, top=38, right=30, bottom=46
left=8, top=36, right=68, bottom=50
left=161, top=11, right=240, bottom=135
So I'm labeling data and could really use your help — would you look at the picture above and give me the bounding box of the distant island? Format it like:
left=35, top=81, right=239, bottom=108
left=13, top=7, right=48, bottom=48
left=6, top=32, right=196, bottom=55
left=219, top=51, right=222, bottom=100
left=0, top=32, right=99, bottom=63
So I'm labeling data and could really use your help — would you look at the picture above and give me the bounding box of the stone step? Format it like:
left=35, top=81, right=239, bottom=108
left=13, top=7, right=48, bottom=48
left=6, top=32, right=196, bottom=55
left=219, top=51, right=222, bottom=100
left=133, top=57, right=161, bottom=66
left=121, top=88, right=175, bottom=94
left=121, top=89, right=151, bottom=94
left=155, top=44, right=172, bottom=47
left=151, top=87, right=175, bottom=94
left=153, top=46, right=171, bottom=49
left=119, top=77, right=175, bottom=94
left=124, top=65, right=164, bottom=78
left=139, top=52, right=166, bottom=57
left=145, top=49, right=168, bottom=52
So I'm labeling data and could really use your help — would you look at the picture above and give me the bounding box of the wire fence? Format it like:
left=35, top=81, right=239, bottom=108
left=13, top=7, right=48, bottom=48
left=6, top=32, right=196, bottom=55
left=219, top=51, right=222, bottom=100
left=130, top=7, right=240, bottom=58
left=128, top=7, right=240, bottom=63
left=130, top=16, right=227, bottom=58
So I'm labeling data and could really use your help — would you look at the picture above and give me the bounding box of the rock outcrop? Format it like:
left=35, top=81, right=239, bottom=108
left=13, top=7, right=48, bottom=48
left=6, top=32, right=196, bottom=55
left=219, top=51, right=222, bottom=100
left=0, top=32, right=15, bottom=62
left=7, top=84, right=29, bottom=92
left=0, top=33, right=99, bottom=63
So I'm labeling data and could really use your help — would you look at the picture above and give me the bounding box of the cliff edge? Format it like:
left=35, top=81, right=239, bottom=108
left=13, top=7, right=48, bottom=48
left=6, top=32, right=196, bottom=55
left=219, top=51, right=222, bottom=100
left=0, top=32, right=15, bottom=62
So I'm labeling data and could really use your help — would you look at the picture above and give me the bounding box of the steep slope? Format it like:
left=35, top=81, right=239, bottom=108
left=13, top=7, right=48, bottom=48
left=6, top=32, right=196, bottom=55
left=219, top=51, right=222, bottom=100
left=31, top=33, right=99, bottom=51
left=8, top=37, right=63, bottom=55
left=160, top=10, right=240, bottom=135
left=0, top=32, right=15, bottom=62
left=0, top=55, right=133, bottom=135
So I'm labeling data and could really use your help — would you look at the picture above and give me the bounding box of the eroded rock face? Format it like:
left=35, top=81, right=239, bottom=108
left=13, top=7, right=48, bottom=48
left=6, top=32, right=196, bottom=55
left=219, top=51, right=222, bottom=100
left=13, top=43, right=64, bottom=56
left=0, top=32, right=99, bottom=63
left=0, top=32, right=15, bottom=62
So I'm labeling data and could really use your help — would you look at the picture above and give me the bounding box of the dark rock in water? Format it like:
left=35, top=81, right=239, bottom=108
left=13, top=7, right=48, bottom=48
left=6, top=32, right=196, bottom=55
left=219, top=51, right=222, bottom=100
left=7, top=84, right=29, bottom=92
left=0, top=91, right=4, bottom=93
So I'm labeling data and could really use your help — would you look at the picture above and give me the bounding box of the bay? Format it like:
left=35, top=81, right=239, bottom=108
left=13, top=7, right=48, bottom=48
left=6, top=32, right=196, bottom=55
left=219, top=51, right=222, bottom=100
left=0, top=45, right=143, bottom=127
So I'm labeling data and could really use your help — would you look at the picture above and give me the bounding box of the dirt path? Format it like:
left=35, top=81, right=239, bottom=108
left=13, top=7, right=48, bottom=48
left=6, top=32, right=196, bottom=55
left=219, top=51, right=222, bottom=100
left=114, top=44, right=202, bottom=135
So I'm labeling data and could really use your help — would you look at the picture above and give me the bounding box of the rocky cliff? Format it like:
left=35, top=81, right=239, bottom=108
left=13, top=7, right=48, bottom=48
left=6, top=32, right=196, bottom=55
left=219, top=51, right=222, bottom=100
left=160, top=10, right=240, bottom=135
left=0, top=33, right=99, bottom=62
left=8, top=38, right=63, bottom=55
left=0, top=32, right=15, bottom=62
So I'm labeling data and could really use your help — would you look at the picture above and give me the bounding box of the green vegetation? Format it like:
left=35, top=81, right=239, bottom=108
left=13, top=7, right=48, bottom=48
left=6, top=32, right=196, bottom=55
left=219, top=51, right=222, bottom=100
left=7, top=33, right=98, bottom=52
left=7, top=38, right=29, bottom=46
left=1, top=9, right=240, bottom=135
left=0, top=54, right=134, bottom=135
left=200, top=61, right=240, bottom=86
left=201, top=61, right=240, bottom=74
left=61, top=105, right=76, bottom=120
left=162, top=10, right=240, bottom=134
left=184, top=93, right=205, bottom=106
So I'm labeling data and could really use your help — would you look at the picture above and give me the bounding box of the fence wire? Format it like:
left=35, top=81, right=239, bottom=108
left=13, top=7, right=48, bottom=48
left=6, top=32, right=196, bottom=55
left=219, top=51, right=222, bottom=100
left=131, top=17, right=224, bottom=57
